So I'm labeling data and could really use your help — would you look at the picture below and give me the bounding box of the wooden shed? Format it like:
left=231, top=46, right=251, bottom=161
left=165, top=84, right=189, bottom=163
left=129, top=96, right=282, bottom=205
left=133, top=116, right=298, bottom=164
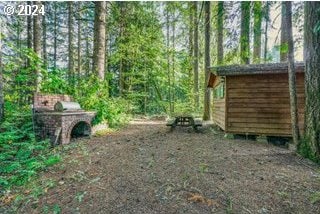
left=207, top=63, right=305, bottom=138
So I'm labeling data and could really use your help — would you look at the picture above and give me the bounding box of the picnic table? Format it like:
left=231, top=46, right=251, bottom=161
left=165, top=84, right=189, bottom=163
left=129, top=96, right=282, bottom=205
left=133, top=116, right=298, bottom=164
left=166, top=114, right=202, bottom=132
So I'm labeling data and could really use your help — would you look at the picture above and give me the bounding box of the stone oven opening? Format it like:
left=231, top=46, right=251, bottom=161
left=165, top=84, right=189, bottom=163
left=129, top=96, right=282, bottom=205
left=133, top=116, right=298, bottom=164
left=70, top=121, right=91, bottom=139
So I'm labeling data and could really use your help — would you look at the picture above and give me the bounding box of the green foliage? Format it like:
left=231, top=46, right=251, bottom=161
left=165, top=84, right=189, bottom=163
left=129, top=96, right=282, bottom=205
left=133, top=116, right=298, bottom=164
left=3, top=47, right=45, bottom=107
left=76, top=191, right=87, bottom=203
left=75, top=75, right=132, bottom=127
left=41, top=69, right=70, bottom=94
left=0, top=109, right=60, bottom=192
left=41, top=71, right=132, bottom=128
left=310, top=191, right=320, bottom=204
left=297, top=138, right=320, bottom=163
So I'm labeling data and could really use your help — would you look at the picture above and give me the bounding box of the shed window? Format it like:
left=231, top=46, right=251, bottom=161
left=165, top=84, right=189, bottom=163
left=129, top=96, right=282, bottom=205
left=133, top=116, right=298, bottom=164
left=214, top=83, right=224, bottom=99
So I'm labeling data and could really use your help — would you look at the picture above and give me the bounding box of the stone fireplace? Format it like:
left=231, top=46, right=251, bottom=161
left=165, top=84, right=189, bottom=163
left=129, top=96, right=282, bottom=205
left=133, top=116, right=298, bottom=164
left=33, top=93, right=96, bottom=145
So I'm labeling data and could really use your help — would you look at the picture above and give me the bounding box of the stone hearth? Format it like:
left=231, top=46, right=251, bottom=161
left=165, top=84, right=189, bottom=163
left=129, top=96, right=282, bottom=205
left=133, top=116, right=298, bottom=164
left=33, top=93, right=95, bottom=145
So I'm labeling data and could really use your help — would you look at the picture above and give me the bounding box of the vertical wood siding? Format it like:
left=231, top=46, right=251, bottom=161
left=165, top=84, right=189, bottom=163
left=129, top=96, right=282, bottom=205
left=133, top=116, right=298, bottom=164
left=213, top=81, right=226, bottom=130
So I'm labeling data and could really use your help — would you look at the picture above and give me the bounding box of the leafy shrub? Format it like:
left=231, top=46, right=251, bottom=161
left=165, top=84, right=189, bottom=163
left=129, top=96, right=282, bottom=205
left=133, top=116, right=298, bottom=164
left=298, top=138, right=320, bottom=163
left=0, top=109, right=60, bottom=192
left=41, top=69, right=70, bottom=95
left=75, top=75, right=132, bottom=127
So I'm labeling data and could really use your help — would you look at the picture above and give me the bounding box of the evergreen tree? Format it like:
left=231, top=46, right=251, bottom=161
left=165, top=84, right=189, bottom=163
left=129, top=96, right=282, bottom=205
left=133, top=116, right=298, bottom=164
left=217, top=1, right=224, bottom=65
left=253, top=1, right=262, bottom=63
left=240, top=1, right=250, bottom=64
left=304, top=2, right=320, bottom=159
left=285, top=1, right=300, bottom=148
left=92, top=1, right=106, bottom=80
left=203, top=1, right=211, bottom=120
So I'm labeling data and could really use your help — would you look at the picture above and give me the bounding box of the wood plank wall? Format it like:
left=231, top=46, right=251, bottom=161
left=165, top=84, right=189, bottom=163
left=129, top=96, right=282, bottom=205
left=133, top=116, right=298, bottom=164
left=213, top=96, right=226, bottom=130
left=226, top=73, right=305, bottom=136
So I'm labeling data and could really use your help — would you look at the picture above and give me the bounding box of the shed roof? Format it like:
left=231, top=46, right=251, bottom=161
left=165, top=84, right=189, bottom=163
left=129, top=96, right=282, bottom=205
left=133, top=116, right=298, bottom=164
left=207, top=62, right=304, bottom=88
left=209, top=62, right=304, bottom=76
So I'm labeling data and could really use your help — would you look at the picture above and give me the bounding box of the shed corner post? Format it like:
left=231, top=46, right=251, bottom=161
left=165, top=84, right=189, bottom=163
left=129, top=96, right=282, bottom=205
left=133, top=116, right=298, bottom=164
left=224, top=76, right=228, bottom=132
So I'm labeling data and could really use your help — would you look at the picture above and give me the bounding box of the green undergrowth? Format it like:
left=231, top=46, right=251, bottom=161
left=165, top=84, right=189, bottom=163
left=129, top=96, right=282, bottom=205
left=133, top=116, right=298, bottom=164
left=297, top=138, right=320, bottom=164
left=0, top=110, right=61, bottom=195
left=0, top=140, right=92, bottom=213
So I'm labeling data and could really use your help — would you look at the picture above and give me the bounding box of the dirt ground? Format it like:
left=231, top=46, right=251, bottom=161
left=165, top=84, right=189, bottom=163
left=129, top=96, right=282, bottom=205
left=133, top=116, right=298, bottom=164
left=4, top=119, right=320, bottom=213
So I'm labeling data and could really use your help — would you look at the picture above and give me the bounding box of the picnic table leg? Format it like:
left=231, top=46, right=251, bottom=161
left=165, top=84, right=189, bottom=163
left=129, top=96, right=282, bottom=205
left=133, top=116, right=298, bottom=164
left=191, top=117, right=201, bottom=132
left=170, top=118, right=177, bottom=132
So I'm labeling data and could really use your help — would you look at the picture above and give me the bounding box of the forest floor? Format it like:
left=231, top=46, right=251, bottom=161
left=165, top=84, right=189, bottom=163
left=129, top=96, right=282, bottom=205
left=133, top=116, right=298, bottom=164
left=2, top=118, right=320, bottom=214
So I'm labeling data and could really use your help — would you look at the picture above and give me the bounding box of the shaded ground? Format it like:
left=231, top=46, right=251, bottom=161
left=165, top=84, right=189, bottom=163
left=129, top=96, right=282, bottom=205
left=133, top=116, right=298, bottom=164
left=3, top=119, right=320, bottom=213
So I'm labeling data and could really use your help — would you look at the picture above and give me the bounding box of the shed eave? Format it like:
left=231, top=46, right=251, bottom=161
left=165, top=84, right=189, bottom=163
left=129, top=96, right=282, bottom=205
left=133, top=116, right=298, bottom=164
left=208, top=62, right=304, bottom=76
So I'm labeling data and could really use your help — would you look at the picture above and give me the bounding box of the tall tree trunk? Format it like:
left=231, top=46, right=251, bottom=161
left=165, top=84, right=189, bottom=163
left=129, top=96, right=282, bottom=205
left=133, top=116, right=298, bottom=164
left=27, top=1, right=32, bottom=67
left=253, top=1, right=262, bottom=63
left=27, top=1, right=32, bottom=49
left=16, top=17, right=21, bottom=57
left=188, top=2, right=193, bottom=102
left=33, top=1, right=41, bottom=92
left=264, top=2, right=270, bottom=62
left=119, top=2, right=125, bottom=95
left=0, top=24, right=4, bottom=123
left=217, top=1, right=224, bottom=65
left=193, top=1, right=199, bottom=109
left=53, top=2, right=57, bottom=70
left=280, top=2, right=288, bottom=62
left=92, top=2, right=106, bottom=80
left=203, top=1, right=211, bottom=120
left=172, top=8, right=176, bottom=113
left=285, top=1, right=300, bottom=148
left=240, top=2, right=250, bottom=64
left=42, top=2, right=47, bottom=67
left=77, top=3, right=81, bottom=80
left=85, top=24, right=90, bottom=76
left=166, top=4, right=172, bottom=114
left=105, top=4, right=109, bottom=79
left=304, top=2, right=320, bottom=159
left=68, top=2, right=75, bottom=85
left=104, top=2, right=109, bottom=98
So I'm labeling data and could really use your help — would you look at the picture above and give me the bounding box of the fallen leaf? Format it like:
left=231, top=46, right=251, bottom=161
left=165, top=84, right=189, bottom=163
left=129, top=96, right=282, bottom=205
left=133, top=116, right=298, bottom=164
left=1, top=194, right=16, bottom=205
left=187, top=193, right=220, bottom=207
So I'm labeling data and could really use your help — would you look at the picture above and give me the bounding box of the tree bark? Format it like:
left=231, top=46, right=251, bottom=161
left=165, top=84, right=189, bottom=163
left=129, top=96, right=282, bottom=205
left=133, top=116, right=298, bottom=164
left=188, top=2, right=193, bottom=99
left=166, top=4, right=172, bottom=114
left=193, top=1, right=199, bottom=109
left=119, top=2, right=125, bottom=95
left=304, top=2, right=320, bottom=159
left=280, top=2, right=288, bottom=62
left=105, top=3, right=109, bottom=80
left=92, top=1, right=106, bottom=80
left=42, top=1, right=47, bottom=67
left=217, top=1, right=224, bottom=65
left=285, top=1, right=300, bottom=148
left=53, top=2, right=58, bottom=70
left=240, top=2, right=250, bottom=64
left=264, top=2, right=270, bottom=62
left=172, top=7, right=176, bottom=113
left=33, top=1, right=41, bottom=92
left=27, top=1, right=32, bottom=49
left=0, top=24, right=4, bottom=123
left=203, top=1, right=211, bottom=120
left=68, top=2, right=75, bottom=85
left=27, top=1, right=32, bottom=67
left=16, top=17, right=22, bottom=57
left=253, top=1, right=262, bottom=63
left=77, top=3, right=81, bottom=80
left=85, top=23, right=90, bottom=76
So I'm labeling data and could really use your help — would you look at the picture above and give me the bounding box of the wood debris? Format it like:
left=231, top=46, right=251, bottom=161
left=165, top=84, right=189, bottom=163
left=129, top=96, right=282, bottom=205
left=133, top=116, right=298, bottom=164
left=187, top=192, right=220, bottom=207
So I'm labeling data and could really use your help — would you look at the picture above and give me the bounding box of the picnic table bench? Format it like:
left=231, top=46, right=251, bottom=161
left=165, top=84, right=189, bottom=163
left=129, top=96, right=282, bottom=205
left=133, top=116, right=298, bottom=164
left=166, top=115, right=202, bottom=132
